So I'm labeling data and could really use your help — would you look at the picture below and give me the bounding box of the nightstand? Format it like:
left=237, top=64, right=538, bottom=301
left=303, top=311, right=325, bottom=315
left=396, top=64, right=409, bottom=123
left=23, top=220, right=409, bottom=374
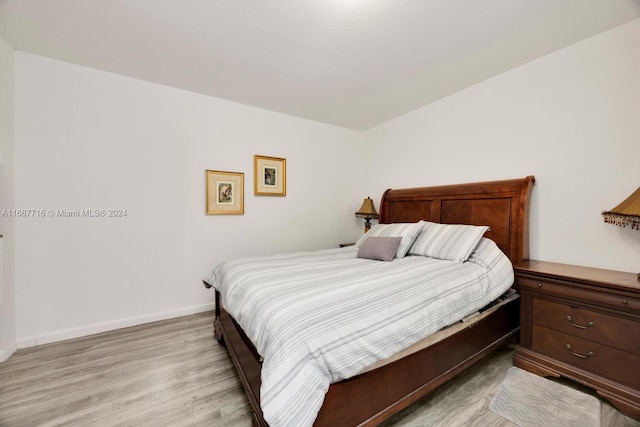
left=513, top=260, right=640, bottom=421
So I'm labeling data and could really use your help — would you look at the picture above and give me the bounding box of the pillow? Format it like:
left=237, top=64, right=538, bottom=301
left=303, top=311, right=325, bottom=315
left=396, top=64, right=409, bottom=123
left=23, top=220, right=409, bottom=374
left=355, top=221, right=424, bottom=259
left=356, top=236, right=402, bottom=262
left=408, top=221, right=489, bottom=263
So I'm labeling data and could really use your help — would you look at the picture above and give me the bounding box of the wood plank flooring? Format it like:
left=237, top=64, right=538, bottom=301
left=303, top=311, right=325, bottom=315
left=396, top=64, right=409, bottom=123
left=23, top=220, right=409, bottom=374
left=0, top=311, right=637, bottom=426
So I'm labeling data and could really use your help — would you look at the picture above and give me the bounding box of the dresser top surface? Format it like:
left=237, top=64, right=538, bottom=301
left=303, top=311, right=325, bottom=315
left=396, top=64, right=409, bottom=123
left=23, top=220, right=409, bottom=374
left=515, top=260, right=640, bottom=293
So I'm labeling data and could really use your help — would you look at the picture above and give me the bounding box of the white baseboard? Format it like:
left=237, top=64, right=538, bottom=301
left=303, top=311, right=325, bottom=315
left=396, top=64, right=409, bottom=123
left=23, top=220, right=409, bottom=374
left=16, top=302, right=215, bottom=349
left=0, top=343, right=17, bottom=363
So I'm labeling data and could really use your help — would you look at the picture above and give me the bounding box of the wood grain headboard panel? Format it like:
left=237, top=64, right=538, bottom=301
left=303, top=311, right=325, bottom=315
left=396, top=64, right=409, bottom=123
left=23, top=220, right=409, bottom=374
left=379, top=176, right=535, bottom=264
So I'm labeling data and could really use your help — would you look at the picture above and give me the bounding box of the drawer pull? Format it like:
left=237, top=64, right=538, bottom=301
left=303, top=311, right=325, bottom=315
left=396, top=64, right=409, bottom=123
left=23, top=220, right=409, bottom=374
left=566, top=316, right=594, bottom=329
left=622, top=299, right=628, bottom=305
left=566, top=344, right=594, bottom=359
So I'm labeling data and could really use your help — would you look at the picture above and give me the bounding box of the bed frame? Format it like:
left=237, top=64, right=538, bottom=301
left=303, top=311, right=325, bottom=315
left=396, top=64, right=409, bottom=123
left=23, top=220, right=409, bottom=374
left=213, top=175, right=535, bottom=426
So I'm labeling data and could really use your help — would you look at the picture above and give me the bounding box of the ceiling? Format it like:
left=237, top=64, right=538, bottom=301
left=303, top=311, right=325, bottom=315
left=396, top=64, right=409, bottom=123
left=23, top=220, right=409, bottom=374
left=1, top=0, right=639, bottom=131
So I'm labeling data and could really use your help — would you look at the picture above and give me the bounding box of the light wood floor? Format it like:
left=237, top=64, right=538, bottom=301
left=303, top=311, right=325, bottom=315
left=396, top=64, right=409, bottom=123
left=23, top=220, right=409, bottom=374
left=0, top=312, right=638, bottom=427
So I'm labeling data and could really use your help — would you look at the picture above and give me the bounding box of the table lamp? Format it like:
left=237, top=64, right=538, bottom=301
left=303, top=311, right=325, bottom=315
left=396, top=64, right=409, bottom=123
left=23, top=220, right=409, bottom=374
left=355, top=197, right=379, bottom=233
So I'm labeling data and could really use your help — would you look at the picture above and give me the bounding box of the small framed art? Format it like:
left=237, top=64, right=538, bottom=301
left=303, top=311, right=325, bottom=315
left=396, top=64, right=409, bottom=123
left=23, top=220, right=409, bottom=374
left=206, top=170, right=244, bottom=214
left=254, top=155, right=286, bottom=196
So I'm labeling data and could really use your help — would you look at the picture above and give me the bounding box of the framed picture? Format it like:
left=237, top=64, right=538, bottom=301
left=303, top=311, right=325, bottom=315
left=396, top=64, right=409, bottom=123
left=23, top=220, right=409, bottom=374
left=254, top=155, right=286, bottom=196
left=206, top=170, right=244, bottom=214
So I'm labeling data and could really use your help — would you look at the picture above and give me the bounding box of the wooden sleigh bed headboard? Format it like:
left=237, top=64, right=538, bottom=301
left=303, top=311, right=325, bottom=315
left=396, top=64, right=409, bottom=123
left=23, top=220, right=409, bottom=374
left=379, top=175, right=535, bottom=265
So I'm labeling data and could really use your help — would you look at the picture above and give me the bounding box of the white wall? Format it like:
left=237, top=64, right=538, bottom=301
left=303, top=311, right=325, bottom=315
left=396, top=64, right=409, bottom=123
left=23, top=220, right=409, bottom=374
left=13, top=53, right=365, bottom=346
left=365, top=18, right=640, bottom=274
left=0, top=35, right=16, bottom=361
left=9, top=18, right=640, bottom=350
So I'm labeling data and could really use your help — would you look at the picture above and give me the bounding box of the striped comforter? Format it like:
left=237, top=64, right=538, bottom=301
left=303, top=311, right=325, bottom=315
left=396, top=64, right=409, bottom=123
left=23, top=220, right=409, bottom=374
left=206, top=237, right=514, bottom=427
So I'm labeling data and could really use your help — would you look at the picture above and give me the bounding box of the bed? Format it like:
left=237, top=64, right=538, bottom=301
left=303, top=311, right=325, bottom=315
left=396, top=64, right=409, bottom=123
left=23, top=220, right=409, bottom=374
left=204, top=175, right=535, bottom=426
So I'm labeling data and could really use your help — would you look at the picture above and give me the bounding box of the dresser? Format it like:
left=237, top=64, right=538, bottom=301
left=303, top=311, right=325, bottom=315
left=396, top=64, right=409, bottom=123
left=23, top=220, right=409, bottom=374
left=513, top=260, right=640, bottom=421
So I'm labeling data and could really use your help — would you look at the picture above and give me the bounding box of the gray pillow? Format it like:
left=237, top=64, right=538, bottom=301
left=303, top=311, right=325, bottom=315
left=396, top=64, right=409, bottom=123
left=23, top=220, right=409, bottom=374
left=357, top=236, right=402, bottom=262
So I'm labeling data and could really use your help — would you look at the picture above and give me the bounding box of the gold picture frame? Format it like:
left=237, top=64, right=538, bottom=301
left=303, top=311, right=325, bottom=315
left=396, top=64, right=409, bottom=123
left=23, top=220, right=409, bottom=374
left=206, top=170, right=244, bottom=215
left=254, top=155, right=286, bottom=196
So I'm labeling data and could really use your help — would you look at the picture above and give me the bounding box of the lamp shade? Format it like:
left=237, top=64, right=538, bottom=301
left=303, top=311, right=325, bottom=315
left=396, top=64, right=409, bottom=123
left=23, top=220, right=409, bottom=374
left=355, top=197, right=379, bottom=218
left=603, top=187, right=640, bottom=230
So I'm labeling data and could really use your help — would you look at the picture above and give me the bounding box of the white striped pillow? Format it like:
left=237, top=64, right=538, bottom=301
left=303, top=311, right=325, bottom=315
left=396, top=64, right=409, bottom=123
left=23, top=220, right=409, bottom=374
left=409, top=221, right=489, bottom=262
left=355, top=221, right=424, bottom=259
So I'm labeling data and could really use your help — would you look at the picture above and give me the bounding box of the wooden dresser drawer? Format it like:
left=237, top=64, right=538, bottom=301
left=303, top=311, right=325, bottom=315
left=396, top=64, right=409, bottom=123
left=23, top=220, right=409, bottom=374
left=533, top=298, right=640, bottom=355
left=515, top=261, right=640, bottom=420
left=532, top=325, right=640, bottom=389
left=518, top=276, right=640, bottom=314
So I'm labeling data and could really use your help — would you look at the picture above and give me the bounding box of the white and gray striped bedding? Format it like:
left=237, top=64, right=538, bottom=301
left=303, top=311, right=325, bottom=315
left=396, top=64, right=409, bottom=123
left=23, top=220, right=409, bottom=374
left=206, top=237, right=514, bottom=427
